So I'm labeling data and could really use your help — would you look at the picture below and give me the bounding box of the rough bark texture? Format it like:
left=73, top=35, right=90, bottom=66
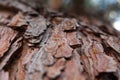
left=0, top=0, right=120, bottom=80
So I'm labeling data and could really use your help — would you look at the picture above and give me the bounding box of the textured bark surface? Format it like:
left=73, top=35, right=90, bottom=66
left=0, top=0, right=120, bottom=80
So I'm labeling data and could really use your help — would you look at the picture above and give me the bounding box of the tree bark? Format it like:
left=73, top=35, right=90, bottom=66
left=0, top=1, right=120, bottom=80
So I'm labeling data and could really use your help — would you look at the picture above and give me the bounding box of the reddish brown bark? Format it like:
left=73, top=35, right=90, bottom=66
left=0, top=1, right=120, bottom=80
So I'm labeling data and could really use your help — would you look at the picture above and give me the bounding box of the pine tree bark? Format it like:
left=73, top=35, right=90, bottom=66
left=0, top=0, right=120, bottom=80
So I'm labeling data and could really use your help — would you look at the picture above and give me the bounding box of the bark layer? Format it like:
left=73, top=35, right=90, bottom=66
left=0, top=1, right=120, bottom=80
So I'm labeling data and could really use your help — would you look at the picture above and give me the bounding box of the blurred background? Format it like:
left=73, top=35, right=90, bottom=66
left=21, top=0, right=120, bottom=31
left=84, top=0, right=120, bottom=31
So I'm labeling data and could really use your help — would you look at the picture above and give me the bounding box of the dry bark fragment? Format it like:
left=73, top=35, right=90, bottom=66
left=0, top=26, right=17, bottom=57
left=45, top=39, right=58, bottom=55
left=21, top=45, right=39, bottom=64
left=90, top=41, right=117, bottom=72
left=9, top=44, right=39, bottom=80
left=55, top=42, right=73, bottom=58
left=80, top=37, right=95, bottom=80
left=106, top=36, right=120, bottom=54
left=107, top=48, right=120, bottom=80
left=8, top=12, right=27, bottom=28
left=80, top=33, right=117, bottom=80
left=25, top=16, right=47, bottom=37
left=51, top=25, right=73, bottom=58
left=44, top=28, right=60, bottom=56
left=0, top=37, right=22, bottom=70
left=24, top=15, right=47, bottom=45
left=47, top=58, right=66, bottom=78
left=24, top=47, right=54, bottom=80
left=26, top=48, right=46, bottom=73
left=19, top=29, right=54, bottom=80
left=45, top=24, right=73, bottom=58
left=40, top=48, right=55, bottom=66
left=61, top=18, right=78, bottom=31
left=66, top=32, right=81, bottom=47
left=60, top=50, right=86, bottom=80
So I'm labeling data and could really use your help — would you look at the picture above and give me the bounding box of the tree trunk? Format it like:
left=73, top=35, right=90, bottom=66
left=0, top=1, right=120, bottom=80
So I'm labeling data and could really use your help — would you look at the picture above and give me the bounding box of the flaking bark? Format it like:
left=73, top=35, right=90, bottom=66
left=0, top=0, right=120, bottom=80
